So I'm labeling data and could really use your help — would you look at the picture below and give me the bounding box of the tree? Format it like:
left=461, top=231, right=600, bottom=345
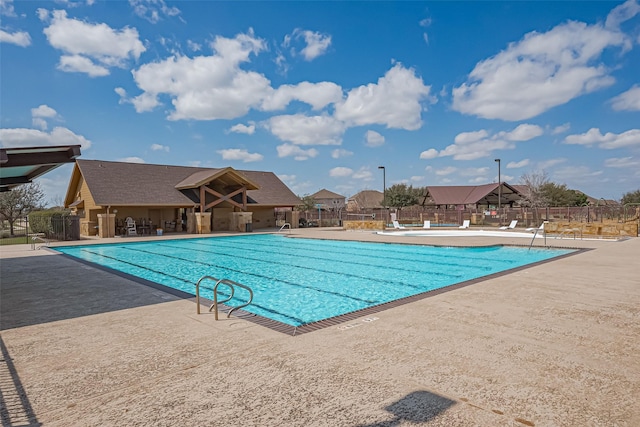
left=0, top=182, right=45, bottom=236
left=384, top=184, right=422, bottom=212
left=621, top=189, right=640, bottom=205
left=569, top=190, right=588, bottom=206
left=540, top=183, right=589, bottom=207
left=296, top=194, right=317, bottom=219
left=519, top=171, right=549, bottom=208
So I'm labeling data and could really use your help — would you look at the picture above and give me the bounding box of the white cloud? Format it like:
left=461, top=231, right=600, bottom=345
left=604, top=156, right=639, bottom=168
left=352, top=167, right=374, bottom=181
left=292, top=29, right=331, bottom=61
left=554, top=165, right=603, bottom=181
left=454, top=129, right=488, bottom=144
left=468, top=176, right=487, bottom=184
left=276, top=143, right=318, bottom=160
left=0, top=29, right=31, bottom=46
left=42, top=10, right=145, bottom=76
left=261, top=81, right=343, bottom=111
left=228, top=123, right=255, bottom=135
left=425, top=124, right=543, bottom=161
left=410, top=175, right=424, bottom=183
left=365, top=130, right=385, bottom=147
left=420, top=16, right=432, bottom=45
left=419, top=149, right=438, bottom=160
left=538, top=158, right=566, bottom=169
left=187, top=40, right=201, bottom=52
left=32, top=118, right=48, bottom=131
left=129, top=0, right=181, bottom=24
left=150, top=143, right=169, bottom=152
left=130, top=92, right=160, bottom=112
left=610, top=85, right=640, bottom=111
left=331, top=148, right=353, bottom=159
left=30, top=104, right=59, bottom=129
left=118, top=156, right=145, bottom=163
left=552, top=123, right=571, bottom=134
left=131, top=31, right=270, bottom=119
left=564, top=128, right=640, bottom=149
left=58, top=54, right=109, bottom=77
left=507, top=159, right=530, bottom=168
left=217, top=148, right=263, bottom=163
left=500, top=124, right=544, bottom=141
left=266, top=114, right=345, bottom=146
left=0, top=127, right=91, bottom=149
left=605, top=0, right=640, bottom=30
left=334, top=63, right=433, bottom=130
left=31, top=104, right=58, bottom=118
left=435, top=166, right=457, bottom=176
left=459, top=167, right=490, bottom=176
left=452, top=16, right=631, bottom=120
left=36, top=8, right=48, bottom=21
left=329, top=167, right=353, bottom=177
left=277, top=174, right=296, bottom=186
left=1, top=0, right=16, bottom=16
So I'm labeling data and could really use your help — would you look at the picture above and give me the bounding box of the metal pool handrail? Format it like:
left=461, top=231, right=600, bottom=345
left=195, top=275, right=254, bottom=320
left=528, top=221, right=548, bottom=250
left=278, top=222, right=291, bottom=232
left=30, top=233, right=49, bottom=250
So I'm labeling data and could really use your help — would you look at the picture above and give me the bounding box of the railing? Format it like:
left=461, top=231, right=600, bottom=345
left=528, top=222, right=547, bottom=250
left=195, top=276, right=253, bottom=320
left=30, top=233, right=49, bottom=250
left=278, top=222, right=291, bottom=232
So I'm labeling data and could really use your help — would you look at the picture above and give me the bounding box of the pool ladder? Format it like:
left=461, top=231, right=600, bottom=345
left=195, top=276, right=254, bottom=320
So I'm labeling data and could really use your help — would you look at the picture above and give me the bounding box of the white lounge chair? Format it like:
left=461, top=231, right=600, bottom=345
left=526, top=223, right=545, bottom=232
left=392, top=220, right=406, bottom=229
left=459, top=220, right=470, bottom=229
left=423, top=220, right=431, bottom=229
left=500, top=220, right=518, bottom=230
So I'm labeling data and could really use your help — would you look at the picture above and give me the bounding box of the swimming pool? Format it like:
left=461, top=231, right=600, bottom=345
left=55, top=235, right=576, bottom=328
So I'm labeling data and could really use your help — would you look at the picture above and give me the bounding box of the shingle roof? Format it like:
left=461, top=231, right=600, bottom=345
left=72, top=159, right=300, bottom=207
left=347, top=190, right=383, bottom=210
left=423, top=183, right=523, bottom=206
left=311, top=189, right=345, bottom=199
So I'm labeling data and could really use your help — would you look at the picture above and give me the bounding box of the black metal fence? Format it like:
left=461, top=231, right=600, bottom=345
left=302, top=205, right=640, bottom=229
left=0, top=215, right=80, bottom=245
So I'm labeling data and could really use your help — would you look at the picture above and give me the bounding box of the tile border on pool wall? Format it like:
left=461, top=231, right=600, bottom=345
left=53, top=246, right=590, bottom=336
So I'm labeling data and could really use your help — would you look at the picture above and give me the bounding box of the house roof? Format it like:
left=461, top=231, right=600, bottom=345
left=175, top=167, right=260, bottom=191
left=1, top=145, right=81, bottom=192
left=422, top=183, right=523, bottom=206
left=310, top=189, right=345, bottom=199
left=65, top=159, right=300, bottom=208
left=347, top=190, right=383, bottom=209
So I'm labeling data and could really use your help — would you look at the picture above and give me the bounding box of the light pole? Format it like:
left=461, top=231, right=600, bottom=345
left=378, top=166, right=386, bottom=224
left=494, top=158, right=501, bottom=224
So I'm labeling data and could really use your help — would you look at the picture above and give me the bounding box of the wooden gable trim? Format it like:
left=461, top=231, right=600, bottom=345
left=199, top=185, right=248, bottom=212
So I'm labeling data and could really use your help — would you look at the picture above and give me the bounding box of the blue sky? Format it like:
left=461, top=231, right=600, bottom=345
left=1, top=0, right=639, bottom=205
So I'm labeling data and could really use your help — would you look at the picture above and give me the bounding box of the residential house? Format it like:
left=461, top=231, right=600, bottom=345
left=310, top=189, right=346, bottom=211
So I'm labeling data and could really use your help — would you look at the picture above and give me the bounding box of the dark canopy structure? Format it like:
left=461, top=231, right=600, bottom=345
left=0, top=145, right=81, bottom=192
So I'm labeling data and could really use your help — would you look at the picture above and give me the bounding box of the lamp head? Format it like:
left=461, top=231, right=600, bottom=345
left=378, top=166, right=385, bottom=169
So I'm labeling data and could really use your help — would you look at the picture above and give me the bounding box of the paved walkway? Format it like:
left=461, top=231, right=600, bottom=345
left=1, top=229, right=638, bottom=426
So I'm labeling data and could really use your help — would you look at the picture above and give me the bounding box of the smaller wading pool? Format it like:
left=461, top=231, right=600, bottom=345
left=55, top=234, right=578, bottom=333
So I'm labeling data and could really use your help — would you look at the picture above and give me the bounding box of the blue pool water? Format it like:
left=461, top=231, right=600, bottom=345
left=55, top=235, right=575, bottom=326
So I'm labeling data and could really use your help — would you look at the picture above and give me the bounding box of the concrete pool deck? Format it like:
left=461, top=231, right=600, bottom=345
left=1, top=228, right=639, bottom=426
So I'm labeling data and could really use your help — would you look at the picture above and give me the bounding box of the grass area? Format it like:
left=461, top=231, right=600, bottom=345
left=0, top=235, right=30, bottom=245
